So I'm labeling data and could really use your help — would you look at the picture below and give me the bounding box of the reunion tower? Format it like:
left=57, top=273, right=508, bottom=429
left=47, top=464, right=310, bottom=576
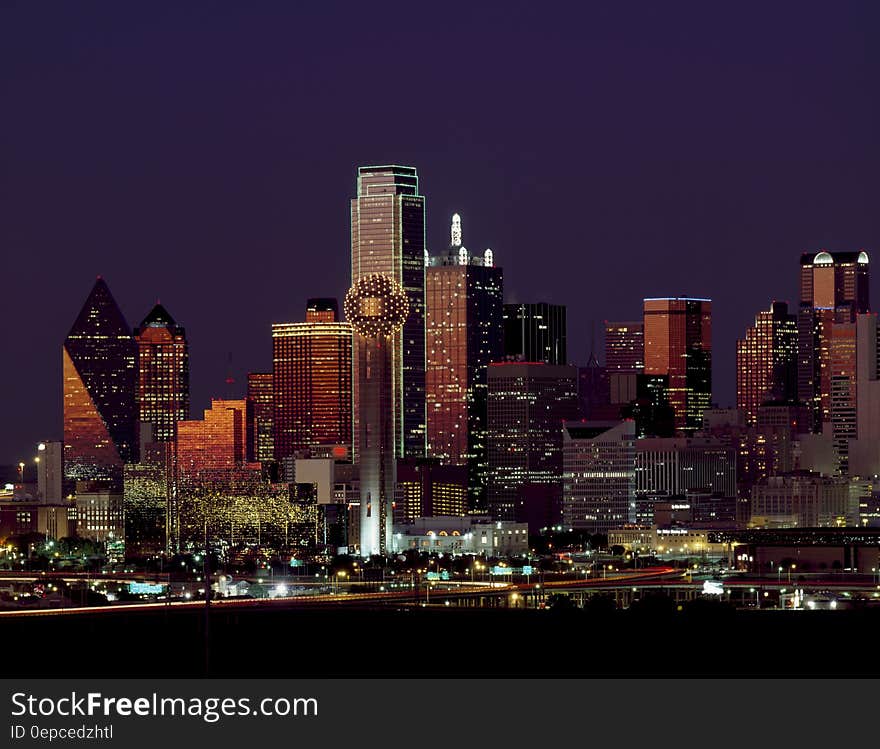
left=344, top=273, right=409, bottom=557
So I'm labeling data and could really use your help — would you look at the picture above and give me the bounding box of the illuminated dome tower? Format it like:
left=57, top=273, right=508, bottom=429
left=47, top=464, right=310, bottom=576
left=344, top=273, right=409, bottom=557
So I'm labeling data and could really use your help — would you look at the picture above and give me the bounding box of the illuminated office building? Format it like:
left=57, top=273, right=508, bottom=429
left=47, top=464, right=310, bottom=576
left=735, top=301, right=798, bottom=425
left=503, top=302, right=567, bottom=364
left=134, top=303, right=189, bottom=444
left=63, top=276, right=137, bottom=491
left=36, top=441, right=63, bottom=502
left=425, top=214, right=503, bottom=511
left=605, top=321, right=644, bottom=374
left=350, top=165, right=426, bottom=460
left=562, top=420, right=636, bottom=532
left=176, top=399, right=254, bottom=476
left=271, top=302, right=352, bottom=461
left=345, top=273, right=409, bottom=556
left=395, top=458, right=468, bottom=521
left=798, top=250, right=870, bottom=432
left=643, top=297, right=712, bottom=433
left=486, top=362, right=580, bottom=525
left=247, top=372, right=274, bottom=463
left=829, top=322, right=857, bottom=474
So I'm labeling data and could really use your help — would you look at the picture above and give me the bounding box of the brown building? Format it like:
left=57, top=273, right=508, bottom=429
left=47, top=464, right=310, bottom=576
left=175, top=399, right=254, bottom=476
left=643, top=297, right=712, bottom=433
left=134, top=303, right=190, bottom=444
left=735, top=301, right=798, bottom=425
left=271, top=301, right=352, bottom=461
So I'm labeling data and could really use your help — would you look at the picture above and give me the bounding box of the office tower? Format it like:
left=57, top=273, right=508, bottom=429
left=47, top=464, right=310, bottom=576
left=63, top=277, right=137, bottom=491
left=395, top=458, right=469, bottom=521
left=643, top=297, right=712, bottom=433
left=635, top=437, right=736, bottom=500
left=75, top=481, right=124, bottom=543
left=486, top=362, right=580, bottom=527
left=562, top=420, right=636, bottom=532
left=605, top=321, right=644, bottom=374
left=503, top=302, right=567, bottom=364
left=344, top=273, right=409, bottom=557
left=750, top=473, right=851, bottom=528
left=798, top=250, right=870, bottom=432
left=176, top=399, right=254, bottom=476
left=735, top=301, right=798, bottom=425
left=578, top=353, right=615, bottom=420
left=829, top=322, right=857, bottom=474
left=350, top=165, right=426, bottom=460
left=124, top=442, right=173, bottom=556
left=134, top=303, right=189, bottom=444
left=271, top=301, right=352, bottom=461
left=425, top=214, right=503, bottom=511
left=36, top=441, right=63, bottom=502
left=247, top=372, right=274, bottom=463
left=306, top=298, right=339, bottom=323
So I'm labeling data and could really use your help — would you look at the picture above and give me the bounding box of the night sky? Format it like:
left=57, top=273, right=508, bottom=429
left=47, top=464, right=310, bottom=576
left=2, top=1, right=879, bottom=464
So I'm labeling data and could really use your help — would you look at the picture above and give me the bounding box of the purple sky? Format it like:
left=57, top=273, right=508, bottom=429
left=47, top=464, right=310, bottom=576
left=2, top=1, right=879, bottom=464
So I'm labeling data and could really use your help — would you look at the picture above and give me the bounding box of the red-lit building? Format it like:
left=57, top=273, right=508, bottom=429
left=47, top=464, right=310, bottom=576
left=175, top=399, right=254, bottom=476
left=134, top=303, right=190, bottom=444
left=735, top=301, right=798, bottom=425
left=272, top=301, right=352, bottom=461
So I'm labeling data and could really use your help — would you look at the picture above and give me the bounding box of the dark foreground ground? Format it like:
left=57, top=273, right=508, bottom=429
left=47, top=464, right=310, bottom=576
left=4, top=601, right=879, bottom=678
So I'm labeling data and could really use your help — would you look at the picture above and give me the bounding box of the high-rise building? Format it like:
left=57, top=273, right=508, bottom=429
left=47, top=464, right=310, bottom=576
left=306, top=297, right=339, bottom=323
left=486, top=362, right=580, bottom=526
left=643, top=297, right=712, bottom=433
left=134, top=303, right=190, bottom=444
left=176, top=399, right=254, bottom=476
left=350, top=165, right=426, bottom=460
left=63, top=277, right=137, bottom=491
left=635, top=437, right=736, bottom=500
left=798, top=250, right=870, bottom=433
left=736, top=301, right=798, bottom=425
left=395, top=458, right=469, bottom=521
left=562, top=420, right=636, bottom=532
left=271, top=301, right=352, bottom=461
left=503, top=302, right=567, bottom=364
left=247, top=372, right=274, bottom=463
left=425, top=214, right=503, bottom=512
left=605, top=321, right=644, bottom=374
left=829, top=322, right=858, bottom=474
left=344, top=273, right=409, bottom=556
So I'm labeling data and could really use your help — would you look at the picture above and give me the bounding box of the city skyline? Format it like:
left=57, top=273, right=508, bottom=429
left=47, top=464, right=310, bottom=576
left=3, top=3, right=880, bottom=465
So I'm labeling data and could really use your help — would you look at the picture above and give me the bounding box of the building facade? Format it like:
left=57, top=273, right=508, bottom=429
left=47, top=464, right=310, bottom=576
left=736, top=301, right=798, bottom=425
left=350, top=165, right=426, bottom=460
left=486, top=362, right=580, bottom=526
left=271, top=303, right=352, bottom=461
left=63, top=277, right=137, bottom=491
left=562, top=420, right=636, bottom=532
left=134, top=303, right=190, bottom=444
left=246, top=372, right=274, bottom=463
left=643, top=297, right=712, bottom=433
left=503, top=302, right=567, bottom=365
left=425, top=216, right=503, bottom=512
left=605, top=321, right=644, bottom=374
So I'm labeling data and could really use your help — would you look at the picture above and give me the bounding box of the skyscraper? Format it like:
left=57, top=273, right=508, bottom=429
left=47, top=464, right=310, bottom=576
left=735, top=301, right=798, bottom=425
left=503, top=302, right=567, bottom=364
left=486, top=362, right=580, bottom=526
left=798, top=250, right=870, bottom=433
left=425, top=213, right=503, bottom=512
left=643, top=297, right=712, bottom=433
left=134, top=303, right=190, bottom=444
left=605, top=321, right=644, bottom=374
left=272, top=301, right=352, bottom=461
left=350, top=165, right=426, bottom=459
left=247, top=372, right=274, bottom=463
left=63, top=277, right=137, bottom=491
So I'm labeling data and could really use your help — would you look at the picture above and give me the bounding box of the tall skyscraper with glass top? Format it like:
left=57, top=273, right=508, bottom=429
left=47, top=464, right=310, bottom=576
left=350, top=165, right=426, bottom=460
